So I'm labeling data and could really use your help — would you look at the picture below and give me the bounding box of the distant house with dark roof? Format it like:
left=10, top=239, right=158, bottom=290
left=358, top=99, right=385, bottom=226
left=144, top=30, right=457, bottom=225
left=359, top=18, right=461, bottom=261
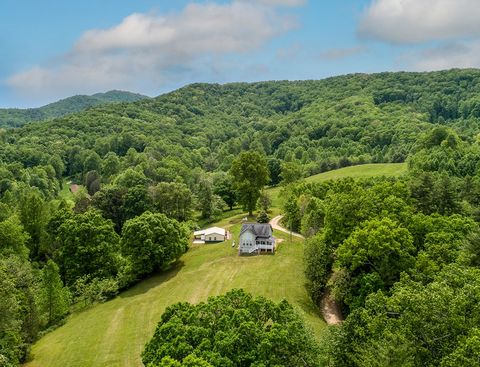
left=239, top=223, right=275, bottom=254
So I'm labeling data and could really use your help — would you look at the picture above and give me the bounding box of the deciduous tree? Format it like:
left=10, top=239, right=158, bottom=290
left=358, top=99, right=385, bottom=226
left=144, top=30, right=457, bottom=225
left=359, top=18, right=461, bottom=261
left=229, top=151, right=269, bottom=215
left=121, top=212, right=189, bottom=280
left=142, top=289, right=320, bottom=367
left=56, top=209, right=120, bottom=286
left=39, top=260, right=70, bottom=326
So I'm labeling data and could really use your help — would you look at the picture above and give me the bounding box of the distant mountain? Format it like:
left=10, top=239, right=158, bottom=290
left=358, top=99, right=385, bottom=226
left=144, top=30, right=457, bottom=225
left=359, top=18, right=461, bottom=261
left=0, top=90, right=149, bottom=128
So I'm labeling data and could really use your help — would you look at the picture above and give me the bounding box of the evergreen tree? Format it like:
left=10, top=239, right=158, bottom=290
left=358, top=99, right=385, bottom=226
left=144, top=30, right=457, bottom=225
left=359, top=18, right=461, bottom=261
left=18, top=189, right=47, bottom=260
left=39, top=260, right=70, bottom=326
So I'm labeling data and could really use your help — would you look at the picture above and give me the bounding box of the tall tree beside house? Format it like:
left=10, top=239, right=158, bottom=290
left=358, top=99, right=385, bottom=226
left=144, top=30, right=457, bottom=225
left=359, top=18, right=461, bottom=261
left=151, top=182, right=193, bottom=221
left=196, top=176, right=215, bottom=219
left=213, top=172, right=236, bottom=210
left=229, top=151, right=269, bottom=216
left=257, top=190, right=271, bottom=212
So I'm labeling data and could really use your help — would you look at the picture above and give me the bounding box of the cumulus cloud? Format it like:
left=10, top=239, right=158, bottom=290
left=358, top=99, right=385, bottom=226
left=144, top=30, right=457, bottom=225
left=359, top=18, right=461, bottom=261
left=320, top=46, right=367, bottom=60
left=406, top=41, right=480, bottom=70
left=6, top=1, right=298, bottom=101
left=359, top=0, right=480, bottom=44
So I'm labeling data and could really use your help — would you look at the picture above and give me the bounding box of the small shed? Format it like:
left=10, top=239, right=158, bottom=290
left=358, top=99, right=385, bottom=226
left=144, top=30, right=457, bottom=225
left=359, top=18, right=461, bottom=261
left=193, top=227, right=227, bottom=244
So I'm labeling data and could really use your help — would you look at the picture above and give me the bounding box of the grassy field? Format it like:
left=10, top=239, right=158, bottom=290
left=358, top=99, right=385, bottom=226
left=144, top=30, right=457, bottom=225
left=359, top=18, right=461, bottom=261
left=304, top=163, right=407, bottom=182
left=268, top=163, right=407, bottom=208
left=25, top=216, right=324, bottom=367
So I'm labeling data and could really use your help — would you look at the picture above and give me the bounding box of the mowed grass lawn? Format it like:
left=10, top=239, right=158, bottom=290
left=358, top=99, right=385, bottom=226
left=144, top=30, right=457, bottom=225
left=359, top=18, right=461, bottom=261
left=268, top=162, right=408, bottom=208
left=25, top=217, right=324, bottom=367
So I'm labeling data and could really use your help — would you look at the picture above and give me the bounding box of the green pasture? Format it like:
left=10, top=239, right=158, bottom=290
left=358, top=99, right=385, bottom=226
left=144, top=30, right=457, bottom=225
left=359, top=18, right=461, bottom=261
left=25, top=217, right=323, bottom=367
left=267, top=163, right=408, bottom=208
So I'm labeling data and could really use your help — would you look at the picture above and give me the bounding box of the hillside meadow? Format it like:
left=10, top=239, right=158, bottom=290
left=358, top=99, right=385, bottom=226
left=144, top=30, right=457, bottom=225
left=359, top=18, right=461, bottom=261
left=267, top=162, right=408, bottom=208
left=25, top=216, right=322, bottom=367
left=24, top=163, right=405, bottom=367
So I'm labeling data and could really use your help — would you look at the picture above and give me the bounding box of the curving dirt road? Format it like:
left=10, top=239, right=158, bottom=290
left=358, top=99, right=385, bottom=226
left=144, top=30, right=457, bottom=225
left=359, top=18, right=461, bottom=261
left=269, top=215, right=304, bottom=239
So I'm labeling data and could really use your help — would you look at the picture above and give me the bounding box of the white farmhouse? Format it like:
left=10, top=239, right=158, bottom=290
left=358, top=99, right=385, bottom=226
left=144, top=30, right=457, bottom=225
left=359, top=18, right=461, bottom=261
left=238, top=223, right=275, bottom=254
left=193, top=227, right=227, bottom=244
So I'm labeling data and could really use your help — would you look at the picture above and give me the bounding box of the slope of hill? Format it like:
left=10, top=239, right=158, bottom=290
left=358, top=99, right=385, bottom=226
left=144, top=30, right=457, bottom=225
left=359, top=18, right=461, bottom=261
left=0, top=90, right=149, bottom=128
left=267, top=163, right=408, bottom=207
left=3, top=69, right=480, bottom=187
left=4, top=70, right=480, bottom=366
left=24, top=217, right=321, bottom=367
left=304, top=162, right=408, bottom=183
left=24, top=163, right=408, bottom=367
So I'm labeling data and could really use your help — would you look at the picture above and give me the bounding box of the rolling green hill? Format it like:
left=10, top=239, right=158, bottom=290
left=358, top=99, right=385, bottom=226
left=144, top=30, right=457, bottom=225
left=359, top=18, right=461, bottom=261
left=3, top=69, right=480, bottom=188
left=0, top=90, right=149, bottom=128
left=268, top=162, right=408, bottom=208
left=304, top=162, right=408, bottom=182
left=4, top=70, right=480, bottom=366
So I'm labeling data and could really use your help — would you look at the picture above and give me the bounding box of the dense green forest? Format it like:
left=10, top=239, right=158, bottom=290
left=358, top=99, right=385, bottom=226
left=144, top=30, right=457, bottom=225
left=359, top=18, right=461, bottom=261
left=285, top=128, right=480, bottom=365
left=0, top=90, right=148, bottom=128
left=3, top=69, right=480, bottom=366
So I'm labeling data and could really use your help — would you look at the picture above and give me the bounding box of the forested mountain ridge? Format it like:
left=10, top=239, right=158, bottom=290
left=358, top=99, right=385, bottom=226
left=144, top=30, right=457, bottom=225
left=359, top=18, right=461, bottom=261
left=0, top=90, right=149, bottom=128
left=3, top=68, right=480, bottom=189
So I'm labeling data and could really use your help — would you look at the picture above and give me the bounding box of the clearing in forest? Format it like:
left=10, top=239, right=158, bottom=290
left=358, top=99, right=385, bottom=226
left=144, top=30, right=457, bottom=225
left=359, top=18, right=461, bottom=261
left=24, top=218, right=323, bottom=367
left=25, top=163, right=406, bottom=367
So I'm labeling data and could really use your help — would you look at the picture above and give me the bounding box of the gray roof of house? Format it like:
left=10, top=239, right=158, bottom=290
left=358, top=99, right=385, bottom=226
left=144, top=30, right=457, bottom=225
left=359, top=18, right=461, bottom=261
left=240, top=223, right=273, bottom=238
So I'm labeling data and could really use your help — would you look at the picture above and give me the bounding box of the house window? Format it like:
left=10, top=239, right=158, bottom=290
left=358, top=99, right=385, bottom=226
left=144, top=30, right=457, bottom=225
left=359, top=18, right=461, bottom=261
left=214, top=237, right=216, bottom=241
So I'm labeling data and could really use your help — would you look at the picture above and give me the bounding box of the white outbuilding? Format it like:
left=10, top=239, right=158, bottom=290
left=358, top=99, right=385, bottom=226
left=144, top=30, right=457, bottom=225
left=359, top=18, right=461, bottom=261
left=193, top=227, right=227, bottom=244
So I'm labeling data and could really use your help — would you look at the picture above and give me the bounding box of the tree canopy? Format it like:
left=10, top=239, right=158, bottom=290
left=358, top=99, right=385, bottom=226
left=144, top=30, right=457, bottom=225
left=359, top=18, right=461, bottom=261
left=120, top=212, right=189, bottom=280
left=142, top=289, right=321, bottom=367
left=229, top=151, right=269, bottom=215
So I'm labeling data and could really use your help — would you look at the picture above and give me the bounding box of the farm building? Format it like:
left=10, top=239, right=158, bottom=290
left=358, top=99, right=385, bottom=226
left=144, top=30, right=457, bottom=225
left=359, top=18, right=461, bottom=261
left=238, top=223, right=275, bottom=254
left=193, top=227, right=227, bottom=244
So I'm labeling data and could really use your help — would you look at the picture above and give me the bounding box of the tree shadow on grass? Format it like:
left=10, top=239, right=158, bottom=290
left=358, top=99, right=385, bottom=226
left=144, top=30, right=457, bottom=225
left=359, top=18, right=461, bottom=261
left=119, top=260, right=185, bottom=298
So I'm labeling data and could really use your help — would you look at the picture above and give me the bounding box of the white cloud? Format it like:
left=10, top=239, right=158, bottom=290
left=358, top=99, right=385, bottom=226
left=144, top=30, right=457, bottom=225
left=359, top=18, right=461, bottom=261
left=359, top=0, right=480, bottom=44
left=7, top=1, right=297, bottom=102
left=406, top=41, right=480, bottom=70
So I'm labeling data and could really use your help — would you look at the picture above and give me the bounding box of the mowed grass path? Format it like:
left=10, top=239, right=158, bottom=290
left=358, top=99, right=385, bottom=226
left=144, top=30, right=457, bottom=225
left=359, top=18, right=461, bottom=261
left=268, top=163, right=407, bottom=207
left=25, top=221, right=324, bottom=367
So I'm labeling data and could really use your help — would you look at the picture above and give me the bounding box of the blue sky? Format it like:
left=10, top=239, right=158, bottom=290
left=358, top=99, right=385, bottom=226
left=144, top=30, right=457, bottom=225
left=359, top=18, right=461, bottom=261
left=2, top=0, right=480, bottom=107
